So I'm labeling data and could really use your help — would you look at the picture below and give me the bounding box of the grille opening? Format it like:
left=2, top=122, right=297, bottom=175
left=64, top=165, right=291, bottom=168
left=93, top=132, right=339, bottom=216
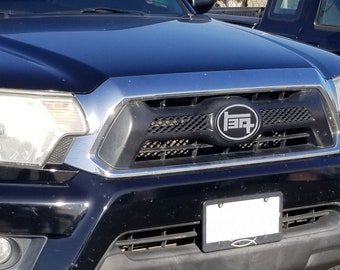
left=227, top=130, right=311, bottom=153
left=135, top=129, right=313, bottom=163
left=146, top=97, right=199, bottom=108
left=145, top=91, right=300, bottom=108
left=261, top=107, right=313, bottom=126
left=284, top=133, right=310, bottom=147
left=257, top=129, right=311, bottom=149
left=99, top=88, right=334, bottom=172
left=148, top=114, right=209, bottom=134
left=282, top=204, right=339, bottom=230
left=136, top=139, right=198, bottom=161
left=116, top=222, right=199, bottom=252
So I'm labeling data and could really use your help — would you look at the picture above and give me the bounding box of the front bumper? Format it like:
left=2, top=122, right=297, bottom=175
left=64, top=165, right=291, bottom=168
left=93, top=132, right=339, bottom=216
left=1, top=156, right=340, bottom=269
left=98, top=211, right=340, bottom=270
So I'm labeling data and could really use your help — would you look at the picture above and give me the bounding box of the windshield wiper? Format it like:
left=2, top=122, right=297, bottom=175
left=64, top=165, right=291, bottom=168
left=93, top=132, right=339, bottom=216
left=80, top=8, right=145, bottom=16
left=0, top=8, right=146, bottom=18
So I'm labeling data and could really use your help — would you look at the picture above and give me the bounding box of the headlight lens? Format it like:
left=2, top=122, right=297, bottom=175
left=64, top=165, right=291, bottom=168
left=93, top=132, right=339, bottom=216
left=0, top=90, right=88, bottom=167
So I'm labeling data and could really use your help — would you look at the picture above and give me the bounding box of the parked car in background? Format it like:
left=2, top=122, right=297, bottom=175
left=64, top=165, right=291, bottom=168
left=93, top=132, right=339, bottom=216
left=209, top=0, right=340, bottom=54
left=2, top=0, right=340, bottom=269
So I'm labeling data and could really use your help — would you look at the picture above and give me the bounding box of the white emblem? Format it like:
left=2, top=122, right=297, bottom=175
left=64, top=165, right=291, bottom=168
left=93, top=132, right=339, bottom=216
left=216, top=104, right=260, bottom=141
left=223, top=112, right=255, bottom=134
left=231, top=237, right=257, bottom=248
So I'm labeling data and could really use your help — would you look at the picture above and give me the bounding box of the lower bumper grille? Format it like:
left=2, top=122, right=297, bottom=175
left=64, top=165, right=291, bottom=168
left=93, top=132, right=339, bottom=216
left=282, top=204, right=338, bottom=229
left=115, top=204, right=340, bottom=253
left=116, top=222, right=200, bottom=252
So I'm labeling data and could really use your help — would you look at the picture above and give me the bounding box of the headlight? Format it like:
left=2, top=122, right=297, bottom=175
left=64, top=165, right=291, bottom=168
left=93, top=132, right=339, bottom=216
left=0, top=90, right=88, bottom=167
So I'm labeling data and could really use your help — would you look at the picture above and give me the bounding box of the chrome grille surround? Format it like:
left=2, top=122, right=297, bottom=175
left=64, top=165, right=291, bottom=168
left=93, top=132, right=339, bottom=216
left=65, top=68, right=340, bottom=178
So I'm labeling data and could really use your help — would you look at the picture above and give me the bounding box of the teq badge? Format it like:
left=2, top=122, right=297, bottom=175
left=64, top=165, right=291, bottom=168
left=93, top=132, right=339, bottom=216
left=216, top=104, right=260, bottom=141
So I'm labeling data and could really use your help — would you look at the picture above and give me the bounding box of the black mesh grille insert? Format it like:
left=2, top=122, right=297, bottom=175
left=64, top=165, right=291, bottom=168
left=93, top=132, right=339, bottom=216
left=261, top=107, right=313, bottom=126
left=148, top=115, right=209, bottom=134
left=136, top=129, right=311, bottom=162
left=47, top=137, right=73, bottom=164
left=137, top=139, right=196, bottom=160
left=146, top=107, right=313, bottom=135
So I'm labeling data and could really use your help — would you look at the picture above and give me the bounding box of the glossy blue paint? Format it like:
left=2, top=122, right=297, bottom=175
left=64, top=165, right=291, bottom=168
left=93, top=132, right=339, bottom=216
left=1, top=14, right=340, bottom=93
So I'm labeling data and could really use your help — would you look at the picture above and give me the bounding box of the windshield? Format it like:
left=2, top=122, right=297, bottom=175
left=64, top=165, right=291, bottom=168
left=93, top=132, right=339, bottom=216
left=0, top=0, right=187, bottom=17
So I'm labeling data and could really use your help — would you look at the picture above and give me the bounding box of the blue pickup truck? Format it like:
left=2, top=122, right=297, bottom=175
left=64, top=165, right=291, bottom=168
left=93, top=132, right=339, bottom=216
left=209, top=0, right=340, bottom=54
left=2, top=0, right=340, bottom=270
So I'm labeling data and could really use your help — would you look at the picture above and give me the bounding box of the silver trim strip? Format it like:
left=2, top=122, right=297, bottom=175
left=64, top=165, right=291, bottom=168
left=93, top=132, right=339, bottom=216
left=65, top=68, right=340, bottom=178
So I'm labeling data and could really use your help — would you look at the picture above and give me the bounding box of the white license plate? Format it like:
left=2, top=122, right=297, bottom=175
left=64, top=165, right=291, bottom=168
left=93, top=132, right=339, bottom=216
left=203, top=193, right=282, bottom=252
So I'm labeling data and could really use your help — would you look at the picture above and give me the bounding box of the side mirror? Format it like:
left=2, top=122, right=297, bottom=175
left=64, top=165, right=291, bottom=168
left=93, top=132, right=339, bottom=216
left=189, top=0, right=215, bottom=14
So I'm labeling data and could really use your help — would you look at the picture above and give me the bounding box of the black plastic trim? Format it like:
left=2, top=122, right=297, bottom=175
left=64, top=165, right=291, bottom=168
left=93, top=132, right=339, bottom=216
left=97, top=209, right=340, bottom=270
left=98, top=89, right=334, bottom=170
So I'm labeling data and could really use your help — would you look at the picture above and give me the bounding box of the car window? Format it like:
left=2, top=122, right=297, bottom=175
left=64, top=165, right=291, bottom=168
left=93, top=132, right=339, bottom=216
left=317, top=0, right=340, bottom=27
left=269, top=0, right=303, bottom=21
left=0, top=0, right=186, bottom=17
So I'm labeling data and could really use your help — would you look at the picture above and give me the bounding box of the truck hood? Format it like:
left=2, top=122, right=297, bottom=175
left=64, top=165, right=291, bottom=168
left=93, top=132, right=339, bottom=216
left=1, top=15, right=340, bottom=93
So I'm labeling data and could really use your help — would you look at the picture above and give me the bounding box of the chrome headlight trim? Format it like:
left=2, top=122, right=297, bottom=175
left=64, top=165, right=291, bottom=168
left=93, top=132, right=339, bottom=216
left=331, top=76, right=340, bottom=113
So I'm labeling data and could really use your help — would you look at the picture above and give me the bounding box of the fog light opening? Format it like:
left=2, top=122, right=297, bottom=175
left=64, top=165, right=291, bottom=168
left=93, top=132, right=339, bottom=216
left=0, top=238, right=12, bottom=264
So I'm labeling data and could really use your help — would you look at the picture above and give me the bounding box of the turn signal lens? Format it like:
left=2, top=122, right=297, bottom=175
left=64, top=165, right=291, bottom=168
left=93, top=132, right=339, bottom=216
left=0, top=90, right=88, bottom=167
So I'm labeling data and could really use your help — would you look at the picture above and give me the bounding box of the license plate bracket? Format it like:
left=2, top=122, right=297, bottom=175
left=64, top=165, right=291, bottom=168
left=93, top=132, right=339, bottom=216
left=203, top=193, right=282, bottom=252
